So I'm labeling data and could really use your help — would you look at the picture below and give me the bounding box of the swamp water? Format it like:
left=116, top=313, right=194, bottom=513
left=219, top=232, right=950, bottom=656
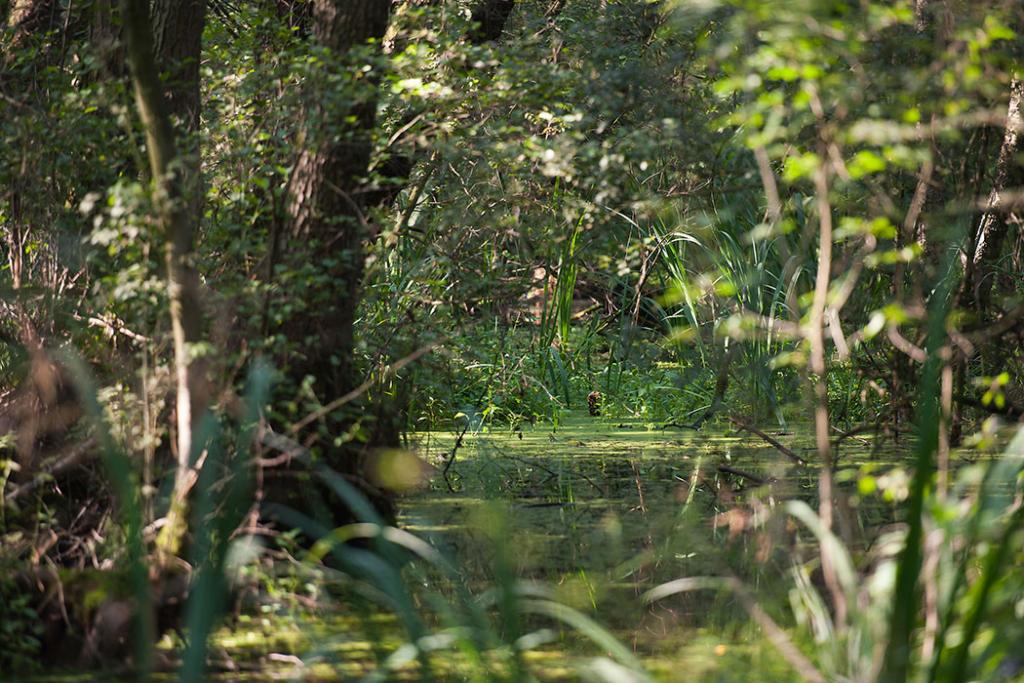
left=29, top=417, right=905, bottom=682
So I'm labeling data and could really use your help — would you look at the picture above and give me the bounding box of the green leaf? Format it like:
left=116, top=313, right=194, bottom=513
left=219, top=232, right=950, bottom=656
left=848, top=150, right=887, bottom=178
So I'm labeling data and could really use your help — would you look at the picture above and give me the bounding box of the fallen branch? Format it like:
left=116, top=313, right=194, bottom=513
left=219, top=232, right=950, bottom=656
left=728, top=416, right=807, bottom=466
left=717, top=464, right=770, bottom=485
left=830, top=424, right=874, bottom=448
left=72, top=313, right=150, bottom=344
left=658, top=422, right=698, bottom=431
left=5, top=437, right=98, bottom=504
left=442, top=423, right=469, bottom=493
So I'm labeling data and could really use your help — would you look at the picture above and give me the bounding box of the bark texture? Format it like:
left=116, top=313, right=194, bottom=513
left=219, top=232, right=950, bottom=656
left=152, top=0, right=205, bottom=130
left=285, top=0, right=391, bottom=400
left=967, top=77, right=1023, bottom=315
left=120, top=0, right=205, bottom=557
left=4, top=0, right=57, bottom=54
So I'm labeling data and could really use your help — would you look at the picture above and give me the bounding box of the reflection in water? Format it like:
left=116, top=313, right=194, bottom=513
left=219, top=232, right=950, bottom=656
left=397, top=417, right=887, bottom=671
left=96, top=417, right=896, bottom=681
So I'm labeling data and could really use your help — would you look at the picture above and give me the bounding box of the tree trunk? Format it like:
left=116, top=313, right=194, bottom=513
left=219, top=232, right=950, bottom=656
left=152, top=0, right=205, bottom=130
left=808, top=157, right=849, bottom=627
left=284, top=0, right=391, bottom=422
left=467, top=0, right=515, bottom=44
left=119, top=0, right=205, bottom=558
left=4, top=0, right=57, bottom=55
left=966, top=77, right=1023, bottom=316
left=947, top=77, right=1023, bottom=444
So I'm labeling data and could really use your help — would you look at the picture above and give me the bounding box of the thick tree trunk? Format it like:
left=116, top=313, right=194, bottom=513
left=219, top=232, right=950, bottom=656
left=947, top=77, right=1023, bottom=444
left=152, top=0, right=205, bottom=130
left=284, top=0, right=391, bottom=408
left=151, top=0, right=204, bottom=241
left=120, top=0, right=205, bottom=558
left=278, top=1, right=515, bottom=513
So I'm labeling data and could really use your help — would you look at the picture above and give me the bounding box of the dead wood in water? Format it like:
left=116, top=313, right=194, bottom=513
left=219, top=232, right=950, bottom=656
left=717, top=464, right=772, bottom=485
left=442, top=422, right=469, bottom=492
left=727, top=416, right=807, bottom=466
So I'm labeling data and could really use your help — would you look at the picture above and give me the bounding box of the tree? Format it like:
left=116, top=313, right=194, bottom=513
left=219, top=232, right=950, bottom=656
left=3, top=0, right=57, bottom=57
left=152, top=0, right=205, bottom=130
left=282, top=1, right=392, bottom=479
left=119, top=0, right=206, bottom=558
left=964, top=77, right=1023, bottom=316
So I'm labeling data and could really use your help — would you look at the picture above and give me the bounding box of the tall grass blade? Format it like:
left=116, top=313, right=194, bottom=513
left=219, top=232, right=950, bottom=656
left=880, top=269, right=954, bottom=683
left=180, top=360, right=272, bottom=682
left=518, top=598, right=649, bottom=678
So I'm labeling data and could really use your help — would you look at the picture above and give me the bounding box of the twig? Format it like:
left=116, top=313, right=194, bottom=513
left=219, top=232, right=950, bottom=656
left=291, top=341, right=440, bottom=434
left=506, top=454, right=604, bottom=493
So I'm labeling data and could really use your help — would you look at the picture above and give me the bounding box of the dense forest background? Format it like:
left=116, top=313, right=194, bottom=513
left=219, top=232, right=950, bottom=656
left=2, top=0, right=1024, bottom=680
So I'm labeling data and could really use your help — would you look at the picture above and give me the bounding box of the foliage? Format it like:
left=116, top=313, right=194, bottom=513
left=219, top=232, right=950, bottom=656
left=0, top=576, right=43, bottom=675
left=3, top=0, right=1024, bottom=680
